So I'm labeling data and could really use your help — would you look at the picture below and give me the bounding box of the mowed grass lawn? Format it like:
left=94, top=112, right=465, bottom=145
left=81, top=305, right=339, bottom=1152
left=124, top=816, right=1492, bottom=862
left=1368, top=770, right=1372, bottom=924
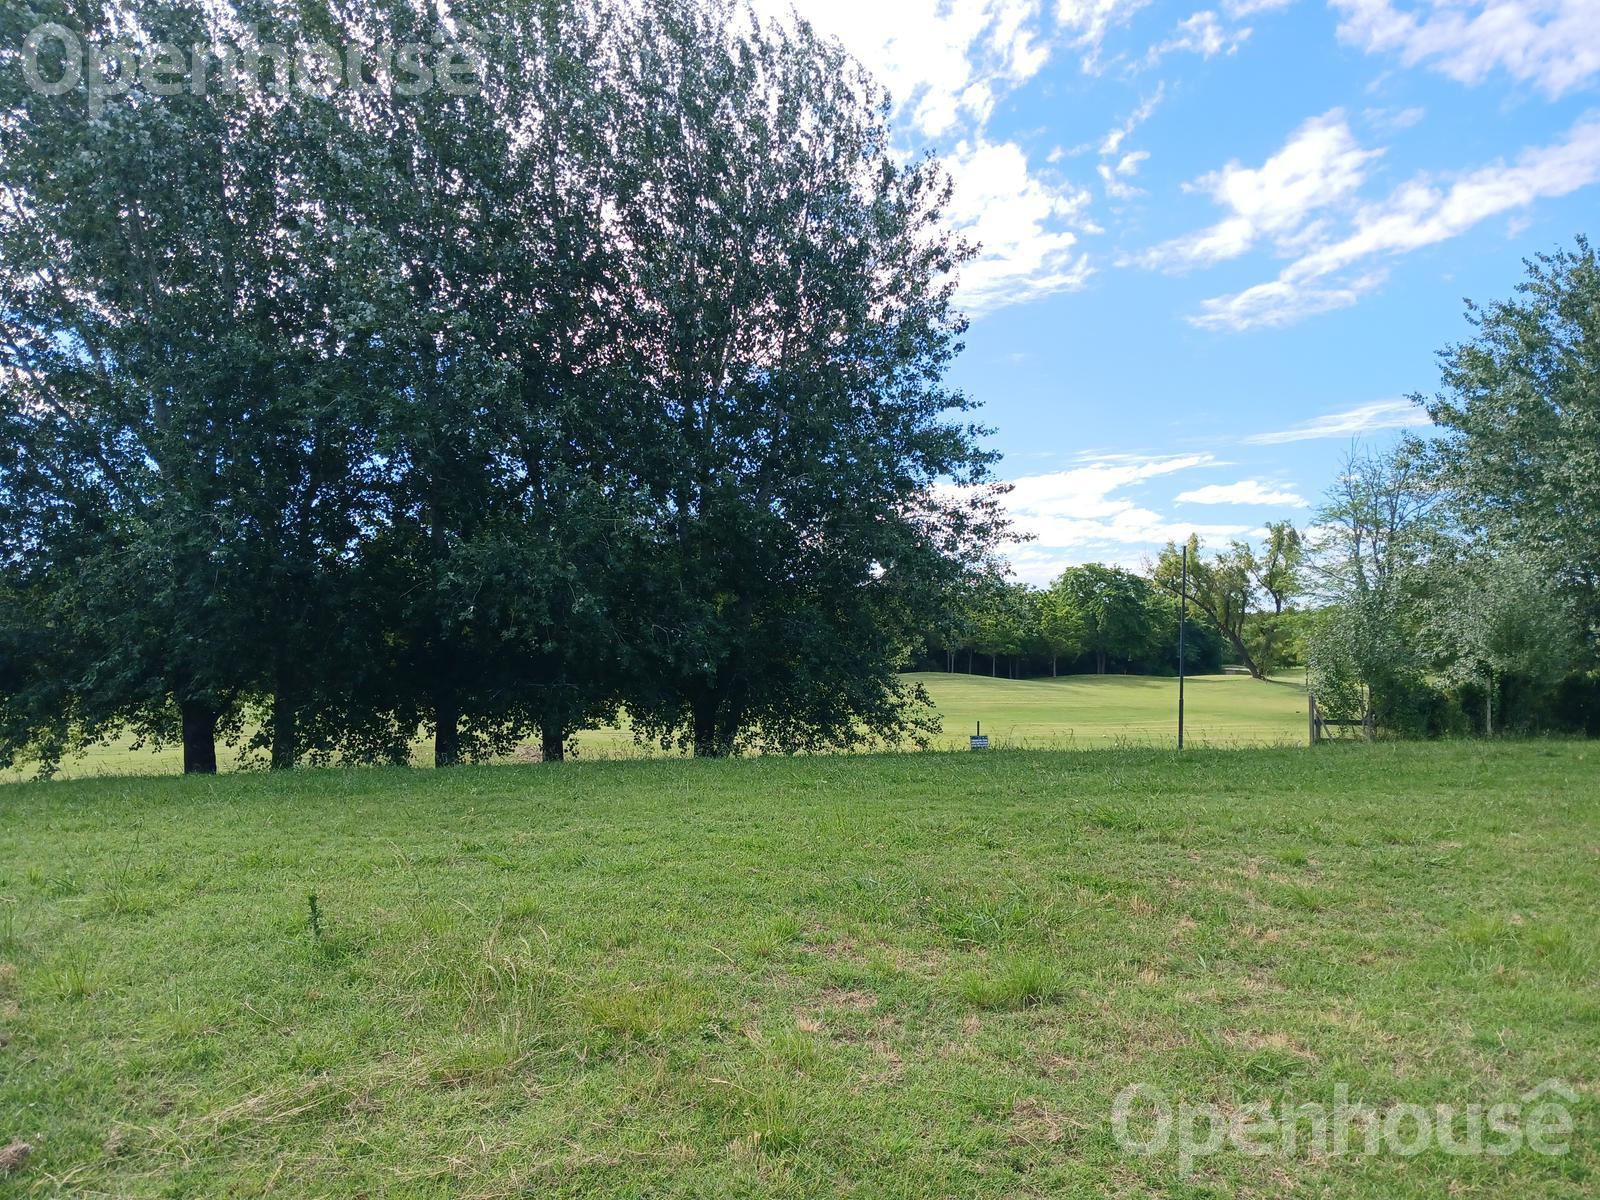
left=2, top=745, right=1596, bottom=1197
left=8, top=672, right=1307, bottom=780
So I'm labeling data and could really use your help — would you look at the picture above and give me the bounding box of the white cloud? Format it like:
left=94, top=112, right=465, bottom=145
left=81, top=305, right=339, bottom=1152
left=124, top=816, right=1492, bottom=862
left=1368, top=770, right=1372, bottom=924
left=1058, top=0, right=1155, bottom=71
left=1190, top=271, right=1388, bottom=328
left=1285, top=116, right=1600, bottom=278
left=1098, top=149, right=1150, bottom=198
left=946, top=139, right=1097, bottom=313
left=1224, top=0, right=1296, bottom=13
left=1176, top=479, right=1309, bottom=505
left=1243, top=398, right=1424, bottom=444
left=771, top=1, right=1054, bottom=138
left=1100, top=84, right=1165, bottom=156
left=1134, top=110, right=1382, bottom=270
left=1094, top=89, right=1162, bottom=201
left=1362, top=104, right=1427, bottom=133
left=758, top=5, right=1109, bottom=319
left=997, top=453, right=1254, bottom=581
left=1196, top=115, right=1600, bottom=328
left=1142, top=10, right=1252, bottom=68
left=1333, top=0, right=1600, bottom=98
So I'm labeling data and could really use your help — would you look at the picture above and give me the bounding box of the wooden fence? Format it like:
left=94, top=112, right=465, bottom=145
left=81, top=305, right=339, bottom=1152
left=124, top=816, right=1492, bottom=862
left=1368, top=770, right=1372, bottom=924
left=1308, top=692, right=1374, bottom=745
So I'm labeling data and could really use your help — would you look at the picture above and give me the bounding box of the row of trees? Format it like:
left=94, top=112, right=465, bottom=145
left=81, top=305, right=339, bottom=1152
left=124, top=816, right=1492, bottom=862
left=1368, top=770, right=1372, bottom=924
left=925, top=526, right=1309, bottom=682
left=925, top=565, right=1223, bottom=679
left=0, top=0, right=1006, bottom=773
left=1305, top=240, right=1600, bottom=736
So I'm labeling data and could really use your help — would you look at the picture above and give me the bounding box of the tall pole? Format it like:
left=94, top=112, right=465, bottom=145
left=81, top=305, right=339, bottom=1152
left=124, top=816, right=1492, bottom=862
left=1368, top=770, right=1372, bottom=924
left=1178, top=543, right=1187, bottom=751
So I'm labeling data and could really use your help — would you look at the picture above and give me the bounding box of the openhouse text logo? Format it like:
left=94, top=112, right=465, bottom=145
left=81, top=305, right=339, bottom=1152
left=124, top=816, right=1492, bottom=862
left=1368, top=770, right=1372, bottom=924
left=1111, top=1078, right=1580, bottom=1177
left=16, top=22, right=485, bottom=115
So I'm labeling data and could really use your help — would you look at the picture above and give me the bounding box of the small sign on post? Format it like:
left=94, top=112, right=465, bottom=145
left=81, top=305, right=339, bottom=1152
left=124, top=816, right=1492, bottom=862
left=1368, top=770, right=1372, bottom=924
left=970, top=721, right=989, bottom=751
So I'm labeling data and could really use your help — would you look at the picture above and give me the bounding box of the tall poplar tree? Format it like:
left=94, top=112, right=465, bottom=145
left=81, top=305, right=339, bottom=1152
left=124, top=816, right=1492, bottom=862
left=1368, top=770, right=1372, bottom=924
left=1, top=0, right=376, bottom=772
left=605, top=1, right=1003, bottom=755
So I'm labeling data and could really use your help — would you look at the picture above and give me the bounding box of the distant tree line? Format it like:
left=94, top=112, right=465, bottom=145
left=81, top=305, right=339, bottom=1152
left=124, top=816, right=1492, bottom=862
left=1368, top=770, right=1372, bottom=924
left=1305, top=239, right=1600, bottom=737
left=917, top=545, right=1313, bottom=682
left=919, top=567, right=1195, bottom=679
left=0, top=0, right=1007, bottom=774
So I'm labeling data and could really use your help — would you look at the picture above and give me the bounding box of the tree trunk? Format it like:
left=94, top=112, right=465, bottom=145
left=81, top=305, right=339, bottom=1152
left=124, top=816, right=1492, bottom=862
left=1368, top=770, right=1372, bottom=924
left=1232, top=638, right=1264, bottom=680
left=990, top=654, right=996, bottom=677
left=434, top=684, right=460, bottom=768
left=692, top=694, right=719, bottom=758
left=181, top=700, right=218, bottom=775
left=1096, top=649, right=1106, bottom=674
left=428, top=471, right=459, bottom=769
left=270, top=664, right=297, bottom=770
left=1051, top=655, right=1058, bottom=677
left=270, top=696, right=296, bottom=770
left=541, top=722, right=565, bottom=763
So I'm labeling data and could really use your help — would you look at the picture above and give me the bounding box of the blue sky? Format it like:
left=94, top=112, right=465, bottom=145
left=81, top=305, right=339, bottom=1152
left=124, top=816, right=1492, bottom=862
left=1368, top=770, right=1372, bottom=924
left=769, top=0, right=1599, bottom=583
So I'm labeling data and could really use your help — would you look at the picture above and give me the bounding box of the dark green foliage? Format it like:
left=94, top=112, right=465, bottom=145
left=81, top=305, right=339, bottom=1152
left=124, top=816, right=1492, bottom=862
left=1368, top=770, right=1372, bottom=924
left=1423, top=237, right=1600, bottom=646
left=0, top=0, right=1002, bottom=771
left=1551, top=672, right=1600, bottom=736
left=0, top=0, right=380, bottom=773
left=604, top=2, right=1002, bottom=755
left=1303, top=243, right=1599, bottom=738
left=1055, top=565, right=1155, bottom=675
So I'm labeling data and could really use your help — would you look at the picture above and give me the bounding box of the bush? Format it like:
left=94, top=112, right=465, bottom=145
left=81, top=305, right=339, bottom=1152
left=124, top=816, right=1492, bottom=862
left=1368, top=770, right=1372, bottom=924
left=1551, top=673, right=1600, bottom=736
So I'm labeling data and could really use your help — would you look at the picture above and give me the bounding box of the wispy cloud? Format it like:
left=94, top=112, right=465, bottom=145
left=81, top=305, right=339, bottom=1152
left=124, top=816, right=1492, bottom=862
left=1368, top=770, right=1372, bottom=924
left=1140, top=10, right=1252, bottom=70
left=1101, top=85, right=1165, bottom=156
left=1224, top=0, right=1295, bottom=15
left=1362, top=104, right=1426, bottom=134
left=1333, top=0, right=1600, bottom=99
left=1194, top=115, right=1600, bottom=329
left=1058, top=0, right=1156, bottom=71
left=1176, top=479, right=1309, bottom=505
left=1243, top=398, right=1424, bottom=444
left=1191, top=270, right=1389, bottom=329
left=1099, top=149, right=1150, bottom=199
left=761, top=3, right=1113, bottom=319
left=1132, top=110, right=1382, bottom=271
left=1095, top=87, right=1163, bottom=200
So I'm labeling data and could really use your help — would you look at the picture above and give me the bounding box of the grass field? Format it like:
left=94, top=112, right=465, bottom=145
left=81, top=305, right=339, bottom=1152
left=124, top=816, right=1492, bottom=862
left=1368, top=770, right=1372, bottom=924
left=907, top=671, right=1307, bottom=749
left=7, top=671, right=1309, bottom=780
left=1, top=743, right=1595, bottom=1196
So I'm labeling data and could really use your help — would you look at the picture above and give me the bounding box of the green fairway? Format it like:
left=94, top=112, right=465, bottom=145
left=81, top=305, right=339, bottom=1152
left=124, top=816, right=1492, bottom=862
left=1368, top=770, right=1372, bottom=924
left=7, top=672, right=1308, bottom=780
left=908, top=670, right=1307, bottom=749
left=1, top=744, right=1595, bottom=1197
